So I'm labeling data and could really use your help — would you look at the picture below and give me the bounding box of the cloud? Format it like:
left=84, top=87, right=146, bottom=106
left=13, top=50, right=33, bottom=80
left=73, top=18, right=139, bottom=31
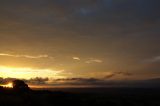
left=27, top=77, right=49, bottom=84
left=0, top=0, right=159, bottom=82
left=0, top=77, right=111, bottom=87
left=116, top=72, right=133, bottom=76
left=85, top=58, right=103, bottom=64
left=104, top=72, right=133, bottom=79
left=104, top=74, right=116, bottom=79
left=52, top=78, right=104, bottom=86
left=145, top=56, right=160, bottom=63
left=1, top=77, right=160, bottom=88
left=0, top=77, right=17, bottom=84
left=50, top=72, right=133, bottom=86
left=0, top=77, right=103, bottom=86
left=0, top=53, right=50, bottom=59
left=73, top=57, right=80, bottom=60
left=0, top=77, right=49, bottom=85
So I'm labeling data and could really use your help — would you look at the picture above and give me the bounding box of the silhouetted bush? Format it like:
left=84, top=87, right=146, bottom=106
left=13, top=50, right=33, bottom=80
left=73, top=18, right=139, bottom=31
left=12, top=80, right=30, bottom=92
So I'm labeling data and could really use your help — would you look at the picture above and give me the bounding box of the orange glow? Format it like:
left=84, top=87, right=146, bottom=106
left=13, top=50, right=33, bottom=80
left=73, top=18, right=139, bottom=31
left=1, top=82, right=13, bottom=88
left=0, top=66, right=64, bottom=79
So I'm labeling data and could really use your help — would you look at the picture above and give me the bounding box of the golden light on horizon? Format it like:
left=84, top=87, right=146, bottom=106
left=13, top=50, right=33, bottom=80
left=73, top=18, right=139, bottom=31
left=0, top=66, right=65, bottom=79
left=1, top=82, right=13, bottom=88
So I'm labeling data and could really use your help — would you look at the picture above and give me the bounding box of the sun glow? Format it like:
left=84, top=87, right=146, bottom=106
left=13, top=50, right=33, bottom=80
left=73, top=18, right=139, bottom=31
left=1, top=82, right=13, bottom=88
left=0, top=66, right=64, bottom=79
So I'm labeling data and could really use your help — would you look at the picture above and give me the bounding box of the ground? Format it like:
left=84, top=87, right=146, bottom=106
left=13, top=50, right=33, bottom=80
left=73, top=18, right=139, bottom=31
left=0, top=88, right=160, bottom=106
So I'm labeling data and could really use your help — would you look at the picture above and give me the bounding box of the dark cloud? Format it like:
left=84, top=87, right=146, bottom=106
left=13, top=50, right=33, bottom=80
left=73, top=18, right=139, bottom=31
left=53, top=78, right=102, bottom=85
left=1, top=76, right=160, bottom=88
left=104, top=72, right=133, bottom=79
left=0, top=77, right=49, bottom=85
left=26, top=77, right=49, bottom=84
left=51, top=72, right=133, bottom=86
left=48, top=77, right=160, bottom=88
left=105, top=74, right=115, bottom=79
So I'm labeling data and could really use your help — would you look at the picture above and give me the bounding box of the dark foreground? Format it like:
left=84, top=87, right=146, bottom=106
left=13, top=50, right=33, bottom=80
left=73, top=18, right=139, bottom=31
left=0, top=88, right=160, bottom=106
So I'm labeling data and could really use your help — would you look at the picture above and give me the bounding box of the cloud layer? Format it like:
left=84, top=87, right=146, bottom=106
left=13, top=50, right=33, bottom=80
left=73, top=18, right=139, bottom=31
left=0, top=53, right=49, bottom=59
left=0, top=0, right=159, bottom=81
left=85, top=59, right=103, bottom=64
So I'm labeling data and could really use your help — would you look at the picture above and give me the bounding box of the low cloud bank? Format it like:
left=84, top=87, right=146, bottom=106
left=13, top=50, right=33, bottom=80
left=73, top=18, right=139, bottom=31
left=1, top=76, right=160, bottom=88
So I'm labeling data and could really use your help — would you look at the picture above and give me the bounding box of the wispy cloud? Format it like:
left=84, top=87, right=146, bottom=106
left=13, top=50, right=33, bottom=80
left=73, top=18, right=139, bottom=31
left=144, top=56, right=160, bottom=63
left=0, top=53, right=49, bottom=59
left=85, top=58, right=103, bottom=64
left=73, top=57, right=80, bottom=60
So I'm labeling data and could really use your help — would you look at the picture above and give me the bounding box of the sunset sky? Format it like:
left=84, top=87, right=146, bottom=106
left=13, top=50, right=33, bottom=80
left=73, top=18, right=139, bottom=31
left=0, top=0, right=160, bottom=87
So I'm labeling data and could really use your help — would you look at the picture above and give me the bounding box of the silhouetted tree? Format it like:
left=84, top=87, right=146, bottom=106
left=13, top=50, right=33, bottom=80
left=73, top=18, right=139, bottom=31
left=12, top=80, right=30, bottom=92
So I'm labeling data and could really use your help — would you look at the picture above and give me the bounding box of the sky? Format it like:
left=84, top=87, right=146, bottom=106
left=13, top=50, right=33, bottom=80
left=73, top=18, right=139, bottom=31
left=0, top=0, right=160, bottom=87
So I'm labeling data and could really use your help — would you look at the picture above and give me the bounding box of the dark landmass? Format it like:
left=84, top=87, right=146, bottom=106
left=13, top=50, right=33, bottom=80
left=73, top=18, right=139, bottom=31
left=0, top=87, right=160, bottom=106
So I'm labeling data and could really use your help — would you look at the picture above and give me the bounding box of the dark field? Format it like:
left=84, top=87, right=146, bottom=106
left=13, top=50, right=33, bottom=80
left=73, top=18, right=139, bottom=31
left=0, top=88, right=160, bottom=106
